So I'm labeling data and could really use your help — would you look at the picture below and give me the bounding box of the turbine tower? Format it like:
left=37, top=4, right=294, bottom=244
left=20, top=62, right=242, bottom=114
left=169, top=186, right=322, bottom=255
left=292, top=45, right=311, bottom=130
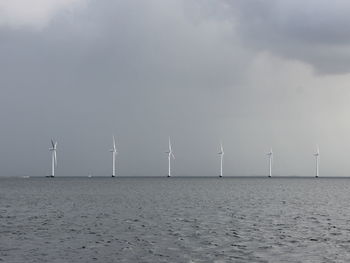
left=166, top=137, right=175, bottom=177
left=49, top=139, right=57, bottom=178
left=267, top=148, right=273, bottom=178
left=218, top=142, right=224, bottom=178
left=110, top=136, right=117, bottom=177
left=314, top=146, right=320, bottom=178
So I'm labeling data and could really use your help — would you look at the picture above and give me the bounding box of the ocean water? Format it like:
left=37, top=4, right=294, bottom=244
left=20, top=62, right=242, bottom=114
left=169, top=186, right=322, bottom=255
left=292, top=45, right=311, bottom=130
left=1, top=177, right=350, bottom=263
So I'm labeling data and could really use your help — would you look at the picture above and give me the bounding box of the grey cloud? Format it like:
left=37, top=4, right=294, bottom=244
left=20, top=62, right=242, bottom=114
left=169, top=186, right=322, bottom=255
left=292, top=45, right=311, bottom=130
left=228, top=0, right=350, bottom=74
left=1, top=0, right=350, bottom=178
left=0, top=0, right=253, bottom=177
left=0, top=0, right=86, bottom=29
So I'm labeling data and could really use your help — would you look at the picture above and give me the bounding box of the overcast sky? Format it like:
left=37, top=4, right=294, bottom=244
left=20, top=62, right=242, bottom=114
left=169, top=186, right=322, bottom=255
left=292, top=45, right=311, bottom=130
left=1, top=0, right=350, bottom=177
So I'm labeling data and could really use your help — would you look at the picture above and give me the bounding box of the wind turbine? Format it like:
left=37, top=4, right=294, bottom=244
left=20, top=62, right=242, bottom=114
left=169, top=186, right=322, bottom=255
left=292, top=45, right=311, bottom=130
left=49, top=139, right=57, bottom=178
left=166, top=137, right=175, bottom=177
left=314, top=146, right=320, bottom=178
left=218, top=142, right=224, bottom=178
left=267, top=148, right=273, bottom=178
left=110, top=136, right=118, bottom=177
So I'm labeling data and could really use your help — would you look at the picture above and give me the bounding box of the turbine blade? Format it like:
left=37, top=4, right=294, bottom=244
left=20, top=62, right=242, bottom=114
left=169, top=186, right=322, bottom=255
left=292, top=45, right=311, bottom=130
left=171, top=153, right=175, bottom=159
left=51, top=139, right=55, bottom=148
left=113, top=136, right=116, bottom=150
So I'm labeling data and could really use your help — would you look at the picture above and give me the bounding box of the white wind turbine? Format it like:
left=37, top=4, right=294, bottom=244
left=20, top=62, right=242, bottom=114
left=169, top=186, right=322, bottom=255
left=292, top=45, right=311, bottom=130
left=49, top=139, right=57, bottom=178
left=267, top=148, right=273, bottom=178
left=314, top=146, right=320, bottom=178
left=110, top=136, right=118, bottom=177
left=218, top=142, right=224, bottom=178
left=166, top=138, right=175, bottom=177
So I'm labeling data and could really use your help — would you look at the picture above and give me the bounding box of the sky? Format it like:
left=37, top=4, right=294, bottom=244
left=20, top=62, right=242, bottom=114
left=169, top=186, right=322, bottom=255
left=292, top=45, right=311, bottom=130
left=1, top=0, right=350, bottom=177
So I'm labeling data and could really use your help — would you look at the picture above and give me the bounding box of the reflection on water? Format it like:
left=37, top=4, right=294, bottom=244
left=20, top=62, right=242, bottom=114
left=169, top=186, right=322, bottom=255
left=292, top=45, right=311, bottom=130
left=1, top=177, right=350, bottom=262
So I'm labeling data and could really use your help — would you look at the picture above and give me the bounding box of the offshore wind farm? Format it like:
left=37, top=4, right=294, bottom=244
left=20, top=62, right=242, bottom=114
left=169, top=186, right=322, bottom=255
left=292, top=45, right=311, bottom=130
left=42, top=138, right=323, bottom=178
left=3, top=0, right=350, bottom=262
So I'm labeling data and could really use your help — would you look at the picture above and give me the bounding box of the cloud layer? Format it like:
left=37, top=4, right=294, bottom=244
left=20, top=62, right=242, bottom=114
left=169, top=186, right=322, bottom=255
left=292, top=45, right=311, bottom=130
left=230, top=0, right=350, bottom=74
left=0, top=0, right=85, bottom=29
left=1, top=0, right=350, bottom=177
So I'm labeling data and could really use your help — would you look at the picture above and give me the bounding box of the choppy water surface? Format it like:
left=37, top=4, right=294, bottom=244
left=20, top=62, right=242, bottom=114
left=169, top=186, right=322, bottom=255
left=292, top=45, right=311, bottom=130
left=1, top=178, right=350, bottom=262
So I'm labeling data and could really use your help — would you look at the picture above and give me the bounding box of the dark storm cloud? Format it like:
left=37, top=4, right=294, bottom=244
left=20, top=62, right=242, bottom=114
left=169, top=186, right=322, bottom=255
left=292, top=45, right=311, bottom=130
left=228, top=0, right=350, bottom=74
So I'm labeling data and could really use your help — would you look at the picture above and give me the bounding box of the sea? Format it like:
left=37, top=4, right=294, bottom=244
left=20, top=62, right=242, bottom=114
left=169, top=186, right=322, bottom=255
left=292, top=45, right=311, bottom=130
left=1, top=177, right=350, bottom=263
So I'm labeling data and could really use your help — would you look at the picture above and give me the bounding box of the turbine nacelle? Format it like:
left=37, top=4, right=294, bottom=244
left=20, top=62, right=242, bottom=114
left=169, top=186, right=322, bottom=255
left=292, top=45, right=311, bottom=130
left=218, top=142, right=224, bottom=155
left=267, top=149, right=273, bottom=157
left=111, top=136, right=117, bottom=152
left=166, top=138, right=175, bottom=159
left=49, top=139, right=58, bottom=167
left=166, top=151, right=175, bottom=159
left=314, top=145, right=320, bottom=157
left=50, top=139, right=57, bottom=150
